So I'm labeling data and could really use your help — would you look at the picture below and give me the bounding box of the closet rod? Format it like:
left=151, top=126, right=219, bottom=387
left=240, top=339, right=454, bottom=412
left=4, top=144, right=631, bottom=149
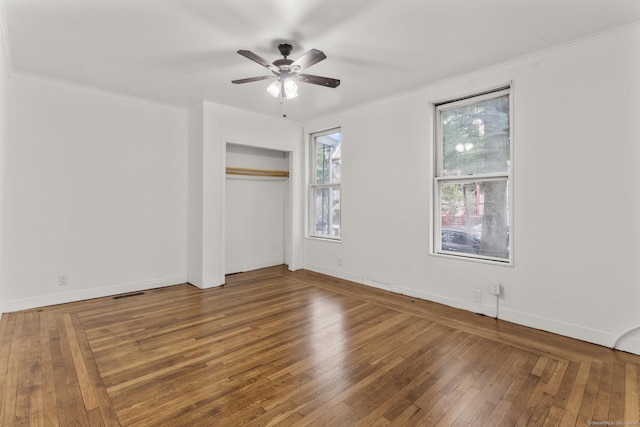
left=226, top=167, right=289, bottom=177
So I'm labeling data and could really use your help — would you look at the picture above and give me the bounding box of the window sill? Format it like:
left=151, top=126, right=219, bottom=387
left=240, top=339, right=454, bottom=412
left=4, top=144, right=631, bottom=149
left=430, top=251, right=513, bottom=267
left=306, top=236, right=342, bottom=243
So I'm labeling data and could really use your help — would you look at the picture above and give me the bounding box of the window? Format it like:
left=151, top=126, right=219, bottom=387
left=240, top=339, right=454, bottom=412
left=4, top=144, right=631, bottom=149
left=309, top=128, right=341, bottom=239
left=434, top=87, right=511, bottom=262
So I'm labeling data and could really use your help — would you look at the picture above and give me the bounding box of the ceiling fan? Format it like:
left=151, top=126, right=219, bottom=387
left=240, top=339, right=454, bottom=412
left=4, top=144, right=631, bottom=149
left=232, top=43, right=340, bottom=101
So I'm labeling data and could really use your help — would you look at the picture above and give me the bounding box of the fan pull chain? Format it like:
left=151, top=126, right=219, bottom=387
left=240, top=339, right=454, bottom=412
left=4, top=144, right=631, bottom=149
left=281, top=93, right=287, bottom=118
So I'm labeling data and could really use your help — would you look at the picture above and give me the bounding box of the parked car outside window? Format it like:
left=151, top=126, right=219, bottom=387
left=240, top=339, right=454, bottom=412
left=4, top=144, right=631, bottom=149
left=441, top=228, right=481, bottom=254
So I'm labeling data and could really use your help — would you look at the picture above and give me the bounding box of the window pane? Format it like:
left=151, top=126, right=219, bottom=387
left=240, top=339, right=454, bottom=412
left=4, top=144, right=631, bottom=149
left=313, top=186, right=341, bottom=237
left=440, top=180, right=509, bottom=260
left=315, top=132, right=341, bottom=184
left=441, top=94, right=510, bottom=176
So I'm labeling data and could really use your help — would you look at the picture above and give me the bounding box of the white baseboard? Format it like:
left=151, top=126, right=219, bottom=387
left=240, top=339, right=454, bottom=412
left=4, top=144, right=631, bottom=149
left=498, top=307, right=612, bottom=349
left=303, top=263, right=364, bottom=285
left=500, top=308, right=640, bottom=354
left=226, top=258, right=286, bottom=276
left=617, top=336, right=640, bottom=355
left=304, top=263, right=499, bottom=318
left=1, top=275, right=188, bottom=313
left=301, top=264, right=640, bottom=356
left=242, top=258, right=286, bottom=273
left=392, top=285, right=499, bottom=319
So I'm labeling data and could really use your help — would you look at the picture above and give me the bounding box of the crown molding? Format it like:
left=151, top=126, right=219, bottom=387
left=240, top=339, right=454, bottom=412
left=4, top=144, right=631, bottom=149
left=309, top=20, right=640, bottom=124
left=447, top=20, right=640, bottom=80
left=7, top=69, right=188, bottom=112
left=0, top=3, right=186, bottom=113
left=1, top=1, right=187, bottom=112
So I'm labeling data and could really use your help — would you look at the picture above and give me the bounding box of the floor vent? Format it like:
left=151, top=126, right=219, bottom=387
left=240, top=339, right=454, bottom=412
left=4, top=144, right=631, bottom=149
left=113, top=292, right=145, bottom=300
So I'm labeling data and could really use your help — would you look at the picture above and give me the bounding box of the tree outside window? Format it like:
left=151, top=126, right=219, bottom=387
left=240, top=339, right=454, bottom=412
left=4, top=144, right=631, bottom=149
left=310, top=128, right=341, bottom=239
left=435, top=88, right=511, bottom=262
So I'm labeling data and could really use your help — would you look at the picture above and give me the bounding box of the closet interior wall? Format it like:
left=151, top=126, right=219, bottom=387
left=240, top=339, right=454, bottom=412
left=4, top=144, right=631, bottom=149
left=225, top=143, right=290, bottom=275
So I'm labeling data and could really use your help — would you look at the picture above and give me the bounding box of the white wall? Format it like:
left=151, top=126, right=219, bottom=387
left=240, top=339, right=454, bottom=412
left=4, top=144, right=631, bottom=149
left=1, top=73, right=188, bottom=311
left=1, top=10, right=637, bottom=355
left=0, top=24, right=8, bottom=311
left=187, top=103, right=204, bottom=287
left=187, top=101, right=303, bottom=288
left=303, top=25, right=640, bottom=354
left=225, top=144, right=288, bottom=274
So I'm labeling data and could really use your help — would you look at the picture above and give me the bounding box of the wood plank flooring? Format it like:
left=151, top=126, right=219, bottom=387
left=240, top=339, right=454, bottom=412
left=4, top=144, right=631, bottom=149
left=1, top=265, right=639, bottom=426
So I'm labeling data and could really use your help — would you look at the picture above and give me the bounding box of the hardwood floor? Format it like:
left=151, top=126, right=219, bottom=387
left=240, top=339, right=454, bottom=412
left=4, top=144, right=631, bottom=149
left=1, top=266, right=639, bottom=426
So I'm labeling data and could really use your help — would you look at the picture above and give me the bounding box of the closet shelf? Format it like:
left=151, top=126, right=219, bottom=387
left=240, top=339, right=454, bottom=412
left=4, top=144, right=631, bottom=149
left=226, top=167, right=289, bottom=178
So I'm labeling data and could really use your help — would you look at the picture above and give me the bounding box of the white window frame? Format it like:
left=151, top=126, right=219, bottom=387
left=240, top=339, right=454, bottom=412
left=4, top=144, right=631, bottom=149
left=309, top=127, right=342, bottom=240
left=433, top=86, right=513, bottom=264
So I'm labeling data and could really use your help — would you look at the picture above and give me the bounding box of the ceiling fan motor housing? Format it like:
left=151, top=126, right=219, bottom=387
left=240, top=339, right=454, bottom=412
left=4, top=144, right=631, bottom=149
left=275, top=44, right=296, bottom=73
left=278, top=43, right=293, bottom=58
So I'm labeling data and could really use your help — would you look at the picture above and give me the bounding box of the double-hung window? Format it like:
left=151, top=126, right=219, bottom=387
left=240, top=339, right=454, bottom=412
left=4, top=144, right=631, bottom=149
left=309, top=128, right=342, bottom=239
left=434, top=87, right=512, bottom=263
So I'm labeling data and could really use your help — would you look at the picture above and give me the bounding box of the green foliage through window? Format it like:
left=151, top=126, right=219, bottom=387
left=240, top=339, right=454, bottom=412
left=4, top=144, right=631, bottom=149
left=435, top=88, right=511, bottom=262
left=310, top=129, right=341, bottom=239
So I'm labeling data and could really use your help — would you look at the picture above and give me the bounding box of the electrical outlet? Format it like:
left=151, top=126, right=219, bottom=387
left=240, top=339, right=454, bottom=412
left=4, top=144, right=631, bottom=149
left=58, top=274, right=68, bottom=287
left=491, top=282, right=501, bottom=296
left=337, top=257, right=343, bottom=266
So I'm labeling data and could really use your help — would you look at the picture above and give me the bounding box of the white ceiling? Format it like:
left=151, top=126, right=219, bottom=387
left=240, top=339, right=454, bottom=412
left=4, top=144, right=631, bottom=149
left=2, top=0, right=640, bottom=121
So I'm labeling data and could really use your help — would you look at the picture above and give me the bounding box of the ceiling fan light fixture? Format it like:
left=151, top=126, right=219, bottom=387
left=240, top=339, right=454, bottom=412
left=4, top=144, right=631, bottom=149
left=283, top=78, right=298, bottom=99
left=267, top=80, right=281, bottom=97
left=235, top=44, right=338, bottom=108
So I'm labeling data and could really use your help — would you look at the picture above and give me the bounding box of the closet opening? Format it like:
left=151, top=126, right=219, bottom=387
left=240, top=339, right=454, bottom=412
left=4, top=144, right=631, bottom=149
left=224, top=143, right=291, bottom=275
